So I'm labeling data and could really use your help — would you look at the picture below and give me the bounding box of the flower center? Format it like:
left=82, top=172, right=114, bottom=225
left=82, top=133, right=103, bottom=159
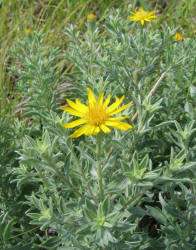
left=86, top=104, right=108, bottom=126
left=140, top=10, right=147, bottom=18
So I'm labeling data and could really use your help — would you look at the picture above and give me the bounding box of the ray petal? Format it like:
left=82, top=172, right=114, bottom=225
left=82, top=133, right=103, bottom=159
left=149, top=10, right=157, bottom=15
left=60, top=106, right=84, bottom=117
left=63, top=118, right=87, bottom=128
left=100, top=124, right=111, bottom=133
left=87, top=88, right=96, bottom=105
left=108, top=103, right=133, bottom=116
left=103, top=94, right=111, bottom=108
left=65, top=99, right=87, bottom=115
left=93, top=126, right=100, bottom=135
left=105, top=120, right=133, bottom=130
left=98, top=92, right=104, bottom=105
left=106, top=95, right=125, bottom=113
left=129, top=11, right=136, bottom=15
left=150, top=15, right=158, bottom=18
left=74, top=98, right=88, bottom=112
left=70, top=124, right=90, bottom=138
left=107, top=116, right=130, bottom=121
left=85, top=125, right=97, bottom=136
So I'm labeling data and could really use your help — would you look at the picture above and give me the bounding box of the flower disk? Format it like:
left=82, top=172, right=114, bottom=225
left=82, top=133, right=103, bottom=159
left=60, top=88, right=133, bottom=138
left=128, top=7, right=157, bottom=25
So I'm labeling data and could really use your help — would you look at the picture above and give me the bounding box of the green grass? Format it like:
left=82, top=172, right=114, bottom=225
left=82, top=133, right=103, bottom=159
left=0, top=0, right=195, bottom=116
left=0, top=0, right=128, bottom=114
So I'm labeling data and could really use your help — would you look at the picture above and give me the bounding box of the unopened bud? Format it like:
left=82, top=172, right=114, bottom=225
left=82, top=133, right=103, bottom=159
left=87, top=13, right=96, bottom=22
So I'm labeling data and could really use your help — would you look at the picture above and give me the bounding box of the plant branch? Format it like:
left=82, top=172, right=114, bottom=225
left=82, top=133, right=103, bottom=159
left=70, top=147, right=96, bottom=203
left=131, top=71, right=167, bottom=122
left=96, top=134, right=104, bottom=202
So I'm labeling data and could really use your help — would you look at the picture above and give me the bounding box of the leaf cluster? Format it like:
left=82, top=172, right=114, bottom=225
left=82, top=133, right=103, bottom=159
left=1, top=8, right=196, bottom=250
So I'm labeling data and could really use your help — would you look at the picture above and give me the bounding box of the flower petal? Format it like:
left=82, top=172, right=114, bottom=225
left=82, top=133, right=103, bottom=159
left=103, top=94, right=111, bottom=108
left=105, top=120, right=133, bottom=130
left=87, top=88, right=96, bottom=105
left=66, top=98, right=87, bottom=114
left=63, top=118, right=87, bottom=128
left=108, top=103, right=133, bottom=116
left=98, top=92, right=104, bottom=105
left=60, top=106, right=84, bottom=117
left=106, top=96, right=125, bottom=113
left=107, top=116, right=130, bottom=121
left=140, top=7, right=144, bottom=12
left=149, top=10, right=157, bottom=15
left=70, top=124, right=90, bottom=138
left=85, top=125, right=97, bottom=136
left=100, top=124, right=111, bottom=133
left=93, top=126, right=100, bottom=135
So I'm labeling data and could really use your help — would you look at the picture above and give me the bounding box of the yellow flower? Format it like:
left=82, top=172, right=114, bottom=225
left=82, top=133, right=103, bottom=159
left=60, top=88, right=133, bottom=138
left=87, top=13, right=96, bottom=22
left=128, top=7, right=157, bottom=25
left=25, top=27, right=31, bottom=35
left=174, top=32, right=184, bottom=41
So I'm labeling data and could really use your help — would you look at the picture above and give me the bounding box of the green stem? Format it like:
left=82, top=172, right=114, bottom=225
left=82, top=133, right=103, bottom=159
left=121, top=193, right=143, bottom=211
left=96, top=134, right=104, bottom=202
left=55, top=167, right=83, bottom=198
left=46, top=158, right=82, bottom=198
left=88, top=23, right=95, bottom=76
left=71, top=148, right=94, bottom=198
left=34, top=165, right=49, bottom=191
left=90, top=36, right=93, bottom=76
left=71, top=148, right=86, bottom=179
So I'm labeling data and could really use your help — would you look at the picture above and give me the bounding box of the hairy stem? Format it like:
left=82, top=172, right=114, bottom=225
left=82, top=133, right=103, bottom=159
left=131, top=71, right=167, bottom=122
left=70, top=147, right=96, bottom=203
left=96, top=134, right=104, bottom=202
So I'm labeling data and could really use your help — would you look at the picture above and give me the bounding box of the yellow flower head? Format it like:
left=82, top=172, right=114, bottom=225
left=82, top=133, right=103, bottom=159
left=25, top=27, right=31, bottom=35
left=174, top=32, right=184, bottom=41
left=60, top=88, right=133, bottom=138
left=128, top=7, right=157, bottom=25
left=87, top=13, right=96, bottom=22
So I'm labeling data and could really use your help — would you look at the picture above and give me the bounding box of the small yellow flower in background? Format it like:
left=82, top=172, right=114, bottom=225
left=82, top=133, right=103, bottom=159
left=25, top=27, right=31, bottom=35
left=87, top=13, right=96, bottom=22
left=174, top=32, right=184, bottom=41
left=128, top=7, right=157, bottom=25
left=60, top=88, right=133, bottom=138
